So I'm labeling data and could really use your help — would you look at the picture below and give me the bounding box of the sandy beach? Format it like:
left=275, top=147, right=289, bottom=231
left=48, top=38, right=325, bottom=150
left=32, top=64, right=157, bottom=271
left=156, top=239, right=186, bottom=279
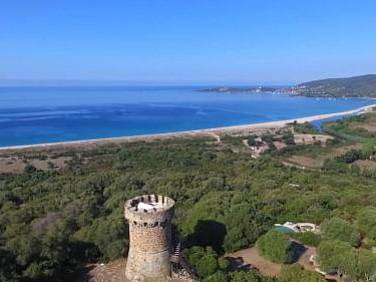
left=0, top=104, right=374, bottom=152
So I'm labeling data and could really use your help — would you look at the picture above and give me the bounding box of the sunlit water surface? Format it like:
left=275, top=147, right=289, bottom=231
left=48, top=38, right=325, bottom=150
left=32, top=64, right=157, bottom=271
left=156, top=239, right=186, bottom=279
left=0, top=86, right=373, bottom=147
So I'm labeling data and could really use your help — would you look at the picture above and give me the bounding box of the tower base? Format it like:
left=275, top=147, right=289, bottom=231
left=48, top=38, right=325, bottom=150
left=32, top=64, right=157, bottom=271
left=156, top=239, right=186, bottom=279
left=125, top=249, right=171, bottom=281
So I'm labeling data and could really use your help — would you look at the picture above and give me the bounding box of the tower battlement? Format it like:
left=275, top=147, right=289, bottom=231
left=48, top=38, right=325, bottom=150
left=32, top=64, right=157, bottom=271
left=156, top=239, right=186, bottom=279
left=125, top=194, right=175, bottom=226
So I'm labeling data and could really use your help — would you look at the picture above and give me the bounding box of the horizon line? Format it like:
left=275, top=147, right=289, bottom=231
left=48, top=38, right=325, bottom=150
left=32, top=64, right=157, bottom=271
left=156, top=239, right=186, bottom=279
left=1, top=73, right=374, bottom=87
left=0, top=79, right=296, bottom=87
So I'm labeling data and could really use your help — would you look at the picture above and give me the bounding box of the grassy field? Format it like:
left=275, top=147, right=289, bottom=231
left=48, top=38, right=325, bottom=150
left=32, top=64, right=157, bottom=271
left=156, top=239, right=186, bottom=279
left=273, top=112, right=376, bottom=171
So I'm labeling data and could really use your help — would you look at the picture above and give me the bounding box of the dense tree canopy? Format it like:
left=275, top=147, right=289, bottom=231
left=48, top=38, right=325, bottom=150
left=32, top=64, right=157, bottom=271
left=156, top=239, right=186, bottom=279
left=0, top=112, right=375, bottom=281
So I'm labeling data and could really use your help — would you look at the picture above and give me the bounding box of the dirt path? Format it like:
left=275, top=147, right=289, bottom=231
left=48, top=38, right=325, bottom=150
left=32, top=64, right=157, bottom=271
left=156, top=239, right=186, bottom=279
left=297, top=246, right=316, bottom=272
left=225, top=247, right=282, bottom=277
left=226, top=245, right=321, bottom=278
left=208, top=132, right=221, bottom=144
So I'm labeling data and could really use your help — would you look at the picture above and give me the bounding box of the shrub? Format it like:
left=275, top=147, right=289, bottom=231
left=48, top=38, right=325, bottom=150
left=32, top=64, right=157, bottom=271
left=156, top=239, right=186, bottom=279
left=184, top=246, right=224, bottom=279
left=317, top=240, right=357, bottom=276
left=256, top=230, right=293, bottom=264
left=204, top=271, right=277, bottom=282
left=229, top=271, right=277, bottom=281
left=357, top=249, right=376, bottom=280
left=289, top=232, right=321, bottom=247
left=336, top=149, right=362, bottom=163
left=204, top=271, right=228, bottom=282
left=24, top=164, right=37, bottom=174
left=279, top=264, right=326, bottom=282
left=196, top=255, right=219, bottom=278
left=293, top=122, right=319, bottom=134
left=357, top=208, right=376, bottom=241
left=282, top=132, right=295, bottom=145
left=320, top=217, right=361, bottom=247
left=247, top=135, right=258, bottom=146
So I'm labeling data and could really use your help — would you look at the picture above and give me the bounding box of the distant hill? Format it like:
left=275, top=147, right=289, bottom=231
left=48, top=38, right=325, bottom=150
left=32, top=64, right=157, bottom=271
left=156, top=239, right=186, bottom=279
left=198, top=74, right=376, bottom=98
left=294, top=74, right=376, bottom=98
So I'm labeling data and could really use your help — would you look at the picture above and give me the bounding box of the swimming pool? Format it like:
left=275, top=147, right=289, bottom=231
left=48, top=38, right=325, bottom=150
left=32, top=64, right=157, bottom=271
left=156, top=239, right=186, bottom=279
left=273, top=226, right=295, bottom=233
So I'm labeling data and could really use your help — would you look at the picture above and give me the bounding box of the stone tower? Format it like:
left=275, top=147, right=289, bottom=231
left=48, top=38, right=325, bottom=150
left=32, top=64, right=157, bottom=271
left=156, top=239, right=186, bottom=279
left=124, top=194, right=175, bottom=281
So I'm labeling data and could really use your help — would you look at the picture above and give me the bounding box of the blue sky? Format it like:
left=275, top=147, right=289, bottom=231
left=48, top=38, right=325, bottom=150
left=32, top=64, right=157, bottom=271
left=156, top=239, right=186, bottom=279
left=1, top=0, right=376, bottom=85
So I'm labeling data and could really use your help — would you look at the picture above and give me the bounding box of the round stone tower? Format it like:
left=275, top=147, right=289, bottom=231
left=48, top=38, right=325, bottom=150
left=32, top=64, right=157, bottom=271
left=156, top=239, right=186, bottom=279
left=124, top=194, right=175, bottom=281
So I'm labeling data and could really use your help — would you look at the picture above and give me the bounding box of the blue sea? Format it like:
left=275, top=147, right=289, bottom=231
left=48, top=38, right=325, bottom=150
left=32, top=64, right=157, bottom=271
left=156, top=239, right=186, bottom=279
left=0, top=86, right=374, bottom=147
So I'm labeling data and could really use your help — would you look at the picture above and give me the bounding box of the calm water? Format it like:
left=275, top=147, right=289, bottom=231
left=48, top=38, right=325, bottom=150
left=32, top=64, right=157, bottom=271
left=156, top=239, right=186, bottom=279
left=0, top=86, right=374, bottom=147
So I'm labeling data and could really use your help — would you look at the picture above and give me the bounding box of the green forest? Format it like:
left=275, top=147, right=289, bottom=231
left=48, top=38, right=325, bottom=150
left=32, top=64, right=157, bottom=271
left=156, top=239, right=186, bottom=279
left=0, top=112, right=376, bottom=282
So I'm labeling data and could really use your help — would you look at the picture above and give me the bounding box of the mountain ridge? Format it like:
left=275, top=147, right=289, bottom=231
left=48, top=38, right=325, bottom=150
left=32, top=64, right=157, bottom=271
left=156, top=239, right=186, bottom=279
left=199, top=74, right=376, bottom=98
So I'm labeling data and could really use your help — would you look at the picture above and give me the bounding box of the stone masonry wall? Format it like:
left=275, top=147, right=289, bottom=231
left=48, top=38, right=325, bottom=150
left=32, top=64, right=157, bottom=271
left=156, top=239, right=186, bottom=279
left=129, top=224, right=170, bottom=253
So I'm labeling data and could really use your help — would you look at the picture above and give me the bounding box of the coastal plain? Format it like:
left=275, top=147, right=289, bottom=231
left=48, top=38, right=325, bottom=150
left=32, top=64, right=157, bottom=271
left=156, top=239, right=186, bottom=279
left=1, top=102, right=376, bottom=282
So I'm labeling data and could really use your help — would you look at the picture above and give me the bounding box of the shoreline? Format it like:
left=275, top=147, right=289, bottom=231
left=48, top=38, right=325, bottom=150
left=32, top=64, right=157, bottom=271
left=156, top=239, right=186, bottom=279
left=1, top=104, right=374, bottom=152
